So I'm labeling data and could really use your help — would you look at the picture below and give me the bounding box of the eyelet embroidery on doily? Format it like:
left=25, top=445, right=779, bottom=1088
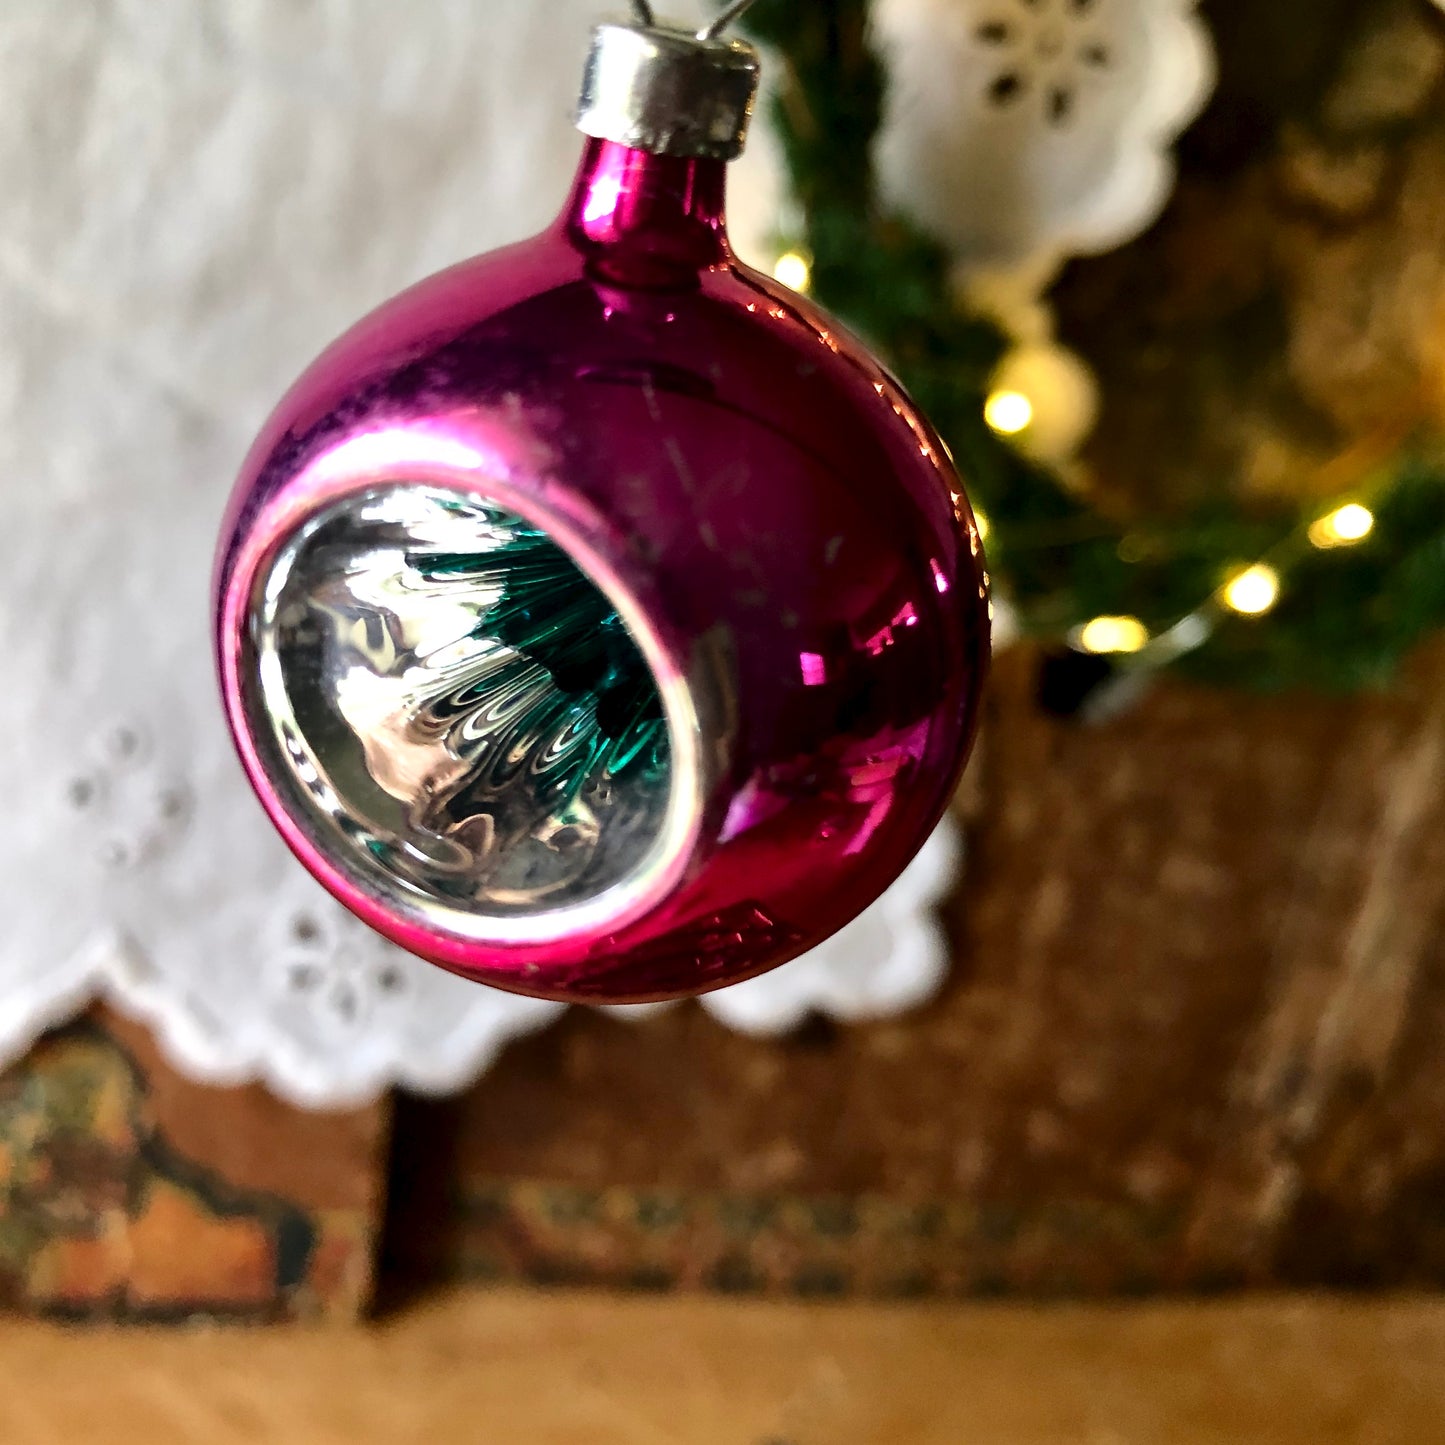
left=64, top=721, right=193, bottom=873
left=875, top=0, right=1214, bottom=274
left=271, top=908, right=413, bottom=1039
left=975, top=0, right=1113, bottom=128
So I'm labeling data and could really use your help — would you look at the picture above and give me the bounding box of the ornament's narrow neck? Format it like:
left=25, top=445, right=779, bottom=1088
left=561, top=138, right=731, bottom=282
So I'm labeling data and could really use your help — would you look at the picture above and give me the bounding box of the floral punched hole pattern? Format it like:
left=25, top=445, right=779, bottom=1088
left=975, top=0, right=1115, bottom=128
left=64, top=721, right=193, bottom=874
left=273, top=909, right=414, bottom=1040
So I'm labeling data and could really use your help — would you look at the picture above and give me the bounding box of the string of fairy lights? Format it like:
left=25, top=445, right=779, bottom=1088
left=766, top=245, right=1387, bottom=665
left=981, top=377, right=1379, bottom=656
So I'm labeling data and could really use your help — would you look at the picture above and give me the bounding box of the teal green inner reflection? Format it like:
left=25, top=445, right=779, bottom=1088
left=415, top=507, right=668, bottom=814
left=264, top=486, right=674, bottom=916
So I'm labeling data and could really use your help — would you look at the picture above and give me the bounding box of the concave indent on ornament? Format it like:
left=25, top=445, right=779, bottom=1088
left=245, top=483, right=695, bottom=945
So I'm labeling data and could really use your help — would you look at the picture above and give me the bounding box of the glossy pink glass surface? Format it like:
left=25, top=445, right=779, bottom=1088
left=214, top=137, right=990, bottom=1003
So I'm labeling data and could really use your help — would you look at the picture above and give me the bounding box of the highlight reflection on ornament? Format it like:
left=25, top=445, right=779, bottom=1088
left=214, top=11, right=990, bottom=1002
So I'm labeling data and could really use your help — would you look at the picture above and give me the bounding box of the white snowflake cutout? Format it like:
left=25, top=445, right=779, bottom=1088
left=874, top=0, right=1215, bottom=276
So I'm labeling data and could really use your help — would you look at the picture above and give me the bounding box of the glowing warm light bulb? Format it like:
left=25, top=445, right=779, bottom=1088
left=984, top=389, right=1034, bottom=436
left=772, top=250, right=813, bottom=293
left=974, top=509, right=991, bottom=543
left=1309, top=502, right=1375, bottom=549
left=1222, top=564, right=1281, bottom=616
left=1075, top=615, right=1150, bottom=655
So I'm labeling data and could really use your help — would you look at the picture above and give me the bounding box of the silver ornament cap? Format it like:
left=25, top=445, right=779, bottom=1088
left=577, top=21, right=761, bottom=161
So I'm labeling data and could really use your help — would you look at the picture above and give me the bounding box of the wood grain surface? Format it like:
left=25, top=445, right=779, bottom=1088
left=0, top=1290, right=1440, bottom=1444
left=1054, top=0, right=1445, bottom=513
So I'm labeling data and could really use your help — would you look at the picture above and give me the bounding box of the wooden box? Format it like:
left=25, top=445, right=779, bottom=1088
left=0, top=1007, right=387, bottom=1322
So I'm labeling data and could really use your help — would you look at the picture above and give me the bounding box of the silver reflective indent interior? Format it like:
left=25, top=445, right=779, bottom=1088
left=250, top=485, right=676, bottom=923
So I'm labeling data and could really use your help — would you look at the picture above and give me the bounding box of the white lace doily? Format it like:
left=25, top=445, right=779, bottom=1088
left=0, top=1, right=977, bottom=1110
left=874, top=0, right=1214, bottom=278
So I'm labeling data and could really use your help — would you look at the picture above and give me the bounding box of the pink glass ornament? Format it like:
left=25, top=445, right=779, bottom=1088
left=214, top=22, right=989, bottom=1003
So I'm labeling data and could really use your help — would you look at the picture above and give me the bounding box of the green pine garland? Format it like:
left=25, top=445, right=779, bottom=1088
left=746, top=0, right=1445, bottom=693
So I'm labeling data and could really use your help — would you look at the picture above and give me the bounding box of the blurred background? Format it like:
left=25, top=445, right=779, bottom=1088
left=3, top=0, right=1445, bottom=1440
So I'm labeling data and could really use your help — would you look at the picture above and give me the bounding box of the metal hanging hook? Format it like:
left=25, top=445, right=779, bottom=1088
left=628, top=0, right=762, bottom=42
left=699, top=0, right=764, bottom=41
